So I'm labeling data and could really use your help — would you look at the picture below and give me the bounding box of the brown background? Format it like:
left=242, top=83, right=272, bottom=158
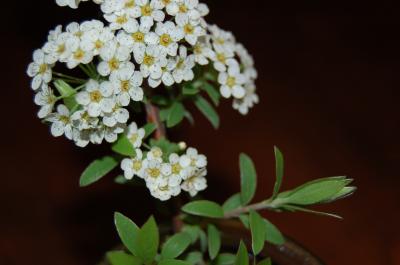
left=1, top=0, right=400, bottom=264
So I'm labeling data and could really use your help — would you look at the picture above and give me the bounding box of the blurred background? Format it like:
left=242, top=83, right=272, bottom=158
left=1, top=0, right=400, bottom=264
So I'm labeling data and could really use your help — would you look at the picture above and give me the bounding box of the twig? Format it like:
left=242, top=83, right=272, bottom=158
left=145, top=102, right=166, bottom=140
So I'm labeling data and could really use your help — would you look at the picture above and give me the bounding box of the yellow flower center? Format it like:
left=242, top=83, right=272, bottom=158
left=216, top=38, right=225, bottom=45
left=130, top=133, right=138, bottom=144
left=152, top=148, right=163, bottom=158
left=57, top=44, right=66, bottom=54
left=60, top=115, right=69, bottom=124
left=141, top=4, right=152, bottom=16
left=121, top=80, right=130, bottom=92
left=132, top=32, right=145, bottom=42
left=125, top=0, right=135, bottom=8
left=39, top=64, right=48, bottom=74
left=159, top=185, right=169, bottom=191
left=176, top=58, right=184, bottom=69
left=184, top=24, right=194, bottom=34
left=179, top=4, right=188, bottom=13
left=90, top=90, right=102, bottom=103
left=172, top=163, right=182, bottom=175
left=162, top=0, right=171, bottom=4
left=132, top=160, right=142, bottom=171
left=227, top=76, right=236, bottom=88
left=159, top=34, right=172, bottom=47
left=148, top=168, right=160, bottom=178
left=74, top=31, right=83, bottom=38
left=95, top=40, right=104, bottom=49
left=109, top=58, right=120, bottom=70
left=194, top=44, right=202, bottom=54
left=116, top=15, right=128, bottom=25
left=73, top=49, right=85, bottom=60
left=143, top=54, right=155, bottom=66
left=216, top=53, right=226, bottom=63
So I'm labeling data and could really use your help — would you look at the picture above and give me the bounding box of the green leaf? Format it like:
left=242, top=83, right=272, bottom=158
left=182, top=225, right=201, bottom=244
left=207, top=224, right=221, bottom=260
left=202, top=83, right=220, bottom=106
left=283, top=176, right=350, bottom=205
left=159, top=259, right=191, bottom=265
left=257, top=258, right=272, bottom=265
left=213, top=253, right=236, bottom=265
left=54, top=79, right=78, bottom=110
left=239, top=153, right=257, bottom=205
left=239, top=214, right=249, bottom=229
left=249, top=211, right=266, bottom=255
left=321, top=186, right=357, bottom=204
left=79, top=156, right=118, bottom=187
left=136, top=216, right=159, bottom=264
left=235, top=241, right=249, bottom=265
left=272, top=146, right=284, bottom=199
left=159, top=107, right=171, bottom=122
left=167, top=102, right=186, bottom=128
left=161, top=232, right=192, bottom=259
left=112, top=135, right=136, bottom=157
left=185, top=251, right=203, bottom=264
left=152, top=95, right=170, bottom=106
left=199, top=229, right=208, bottom=253
left=143, top=123, right=157, bottom=138
left=182, top=200, right=224, bottom=218
left=194, top=95, right=220, bottom=129
left=114, top=213, right=140, bottom=256
left=183, top=84, right=200, bottom=95
left=222, top=193, right=242, bottom=212
left=114, top=175, right=128, bottom=184
left=106, top=251, right=141, bottom=265
left=263, top=219, right=285, bottom=245
left=283, top=205, right=343, bottom=219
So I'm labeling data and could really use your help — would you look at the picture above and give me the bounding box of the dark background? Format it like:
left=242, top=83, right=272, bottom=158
left=1, top=0, right=400, bottom=264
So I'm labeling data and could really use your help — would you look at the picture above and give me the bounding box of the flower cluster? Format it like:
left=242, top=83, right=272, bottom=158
left=121, top=123, right=207, bottom=201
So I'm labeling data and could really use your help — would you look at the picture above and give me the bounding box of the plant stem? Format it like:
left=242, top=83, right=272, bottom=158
left=223, top=198, right=284, bottom=219
left=145, top=102, right=166, bottom=140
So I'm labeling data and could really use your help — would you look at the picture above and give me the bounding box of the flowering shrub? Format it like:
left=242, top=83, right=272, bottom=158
left=27, top=0, right=355, bottom=264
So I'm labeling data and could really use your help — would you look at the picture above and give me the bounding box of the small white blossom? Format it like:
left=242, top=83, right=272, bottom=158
left=136, top=45, right=168, bottom=82
left=110, top=64, right=144, bottom=106
left=27, top=50, right=52, bottom=91
left=218, top=63, right=246, bottom=99
left=181, top=168, right=207, bottom=197
left=193, top=36, right=214, bottom=65
left=46, top=104, right=73, bottom=139
left=127, top=122, right=145, bottom=148
left=76, top=80, right=116, bottom=117
left=97, top=40, right=132, bottom=76
left=167, top=0, right=201, bottom=24
left=232, top=82, right=259, bottom=115
left=81, top=25, right=114, bottom=56
left=130, top=0, right=165, bottom=30
left=34, top=85, right=57, bottom=118
left=147, top=146, right=163, bottom=161
left=102, top=104, right=130, bottom=127
left=121, top=149, right=146, bottom=179
left=71, top=109, right=99, bottom=130
left=177, top=15, right=205, bottom=46
left=171, top=46, right=195, bottom=83
left=145, top=21, right=184, bottom=56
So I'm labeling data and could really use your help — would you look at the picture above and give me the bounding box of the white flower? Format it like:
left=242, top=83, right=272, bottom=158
left=232, top=82, right=259, bottom=115
left=169, top=153, right=188, bottom=181
left=71, top=109, right=99, bottom=130
left=180, top=147, right=207, bottom=169
left=145, top=21, right=184, bottom=56
left=104, top=9, right=138, bottom=31
left=101, top=0, right=126, bottom=14
left=147, top=146, right=163, bottom=161
left=127, top=122, right=145, bottom=148
left=210, top=44, right=235, bottom=72
left=76, top=80, right=116, bottom=117
left=46, top=104, right=73, bottom=139
left=136, top=45, right=168, bottom=81
left=81, top=25, right=114, bottom=56
left=27, top=49, right=52, bottom=91
left=102, top=104, right=130, bottom=127
left=97, top=40, right=132, bottom=76
left=56, top=0, right=81, bottom=9
left=47, top=25, right=62, bottom=42
left=171, top=46, right=195, bottom=83
left=181, top=168, right=207, bottom=196
left=34, top=85, right=57, bottom=118
left=43, top=32, right=73, bottom=64
left=110, top=64, right=143, bottom=106
left=147, top=57, right=176, bottom=88
left=67, top=46, right=94, bottom=69
left=218, top=63, right=246, bottom=99
left=150, top=180, right=181, bottom=201
left=167, top=0, right=201, bottom=24
left=176, top=15, right=205, bottom=46
left=209, top=24, right=236, bottom=53
left=193, top=36, right=214, bottom=65
left=121, top=149, right=146, bottom=179
left=130, top=0, right=165, bottom=30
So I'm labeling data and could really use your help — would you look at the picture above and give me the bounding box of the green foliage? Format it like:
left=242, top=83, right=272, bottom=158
left=136, top=216, right=159, bottom=264
left=185, top=251, right=203, bottom=264
left=202, top=83, right=220, bottom=106
left=114, top=213, right=140, bottom=257
left=79, top=156, right=118, bottom=187
left=167, top=102, right=186, bottom=128
left=212, top=253, right=236, bottom=265
left=112, top=135, right=137, bottom=157
left=183, top=84, right=200, bottom=95
left=53, top=79, right=78, bottom=110
left=249, top=211, right=266, bottom=255
left=143, top=123, right=157, bottom=138
left=239, top=153, right=257, bottom=205
left=149, top=138, right=180, bottom=159
left=159, top=259, right=191, bottom=265
left=263, top=218, right=285, bottom=245
left=194, top=95, right=220, bottom=129
left=222, top=193, right=242, bottom=212
left=280, top=176, right=352, bottom=206
left=207, top=224, right=221, bottom=260
left=107, top=251, right=141, bottom=265
left=234, top=241, right=249, bottom=265
left=272, top=146, right=284, bottom=199
left=182, top=200, right=224, bottom=218
left=161, top=232, right=192, bottom=259
left=257, top=258, right=272, bottom=265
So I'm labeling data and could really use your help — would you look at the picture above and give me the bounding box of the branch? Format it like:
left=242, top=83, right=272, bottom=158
left=145, top=102, right=166, bottom=140
left=223, top=199, right=283, bottom=219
